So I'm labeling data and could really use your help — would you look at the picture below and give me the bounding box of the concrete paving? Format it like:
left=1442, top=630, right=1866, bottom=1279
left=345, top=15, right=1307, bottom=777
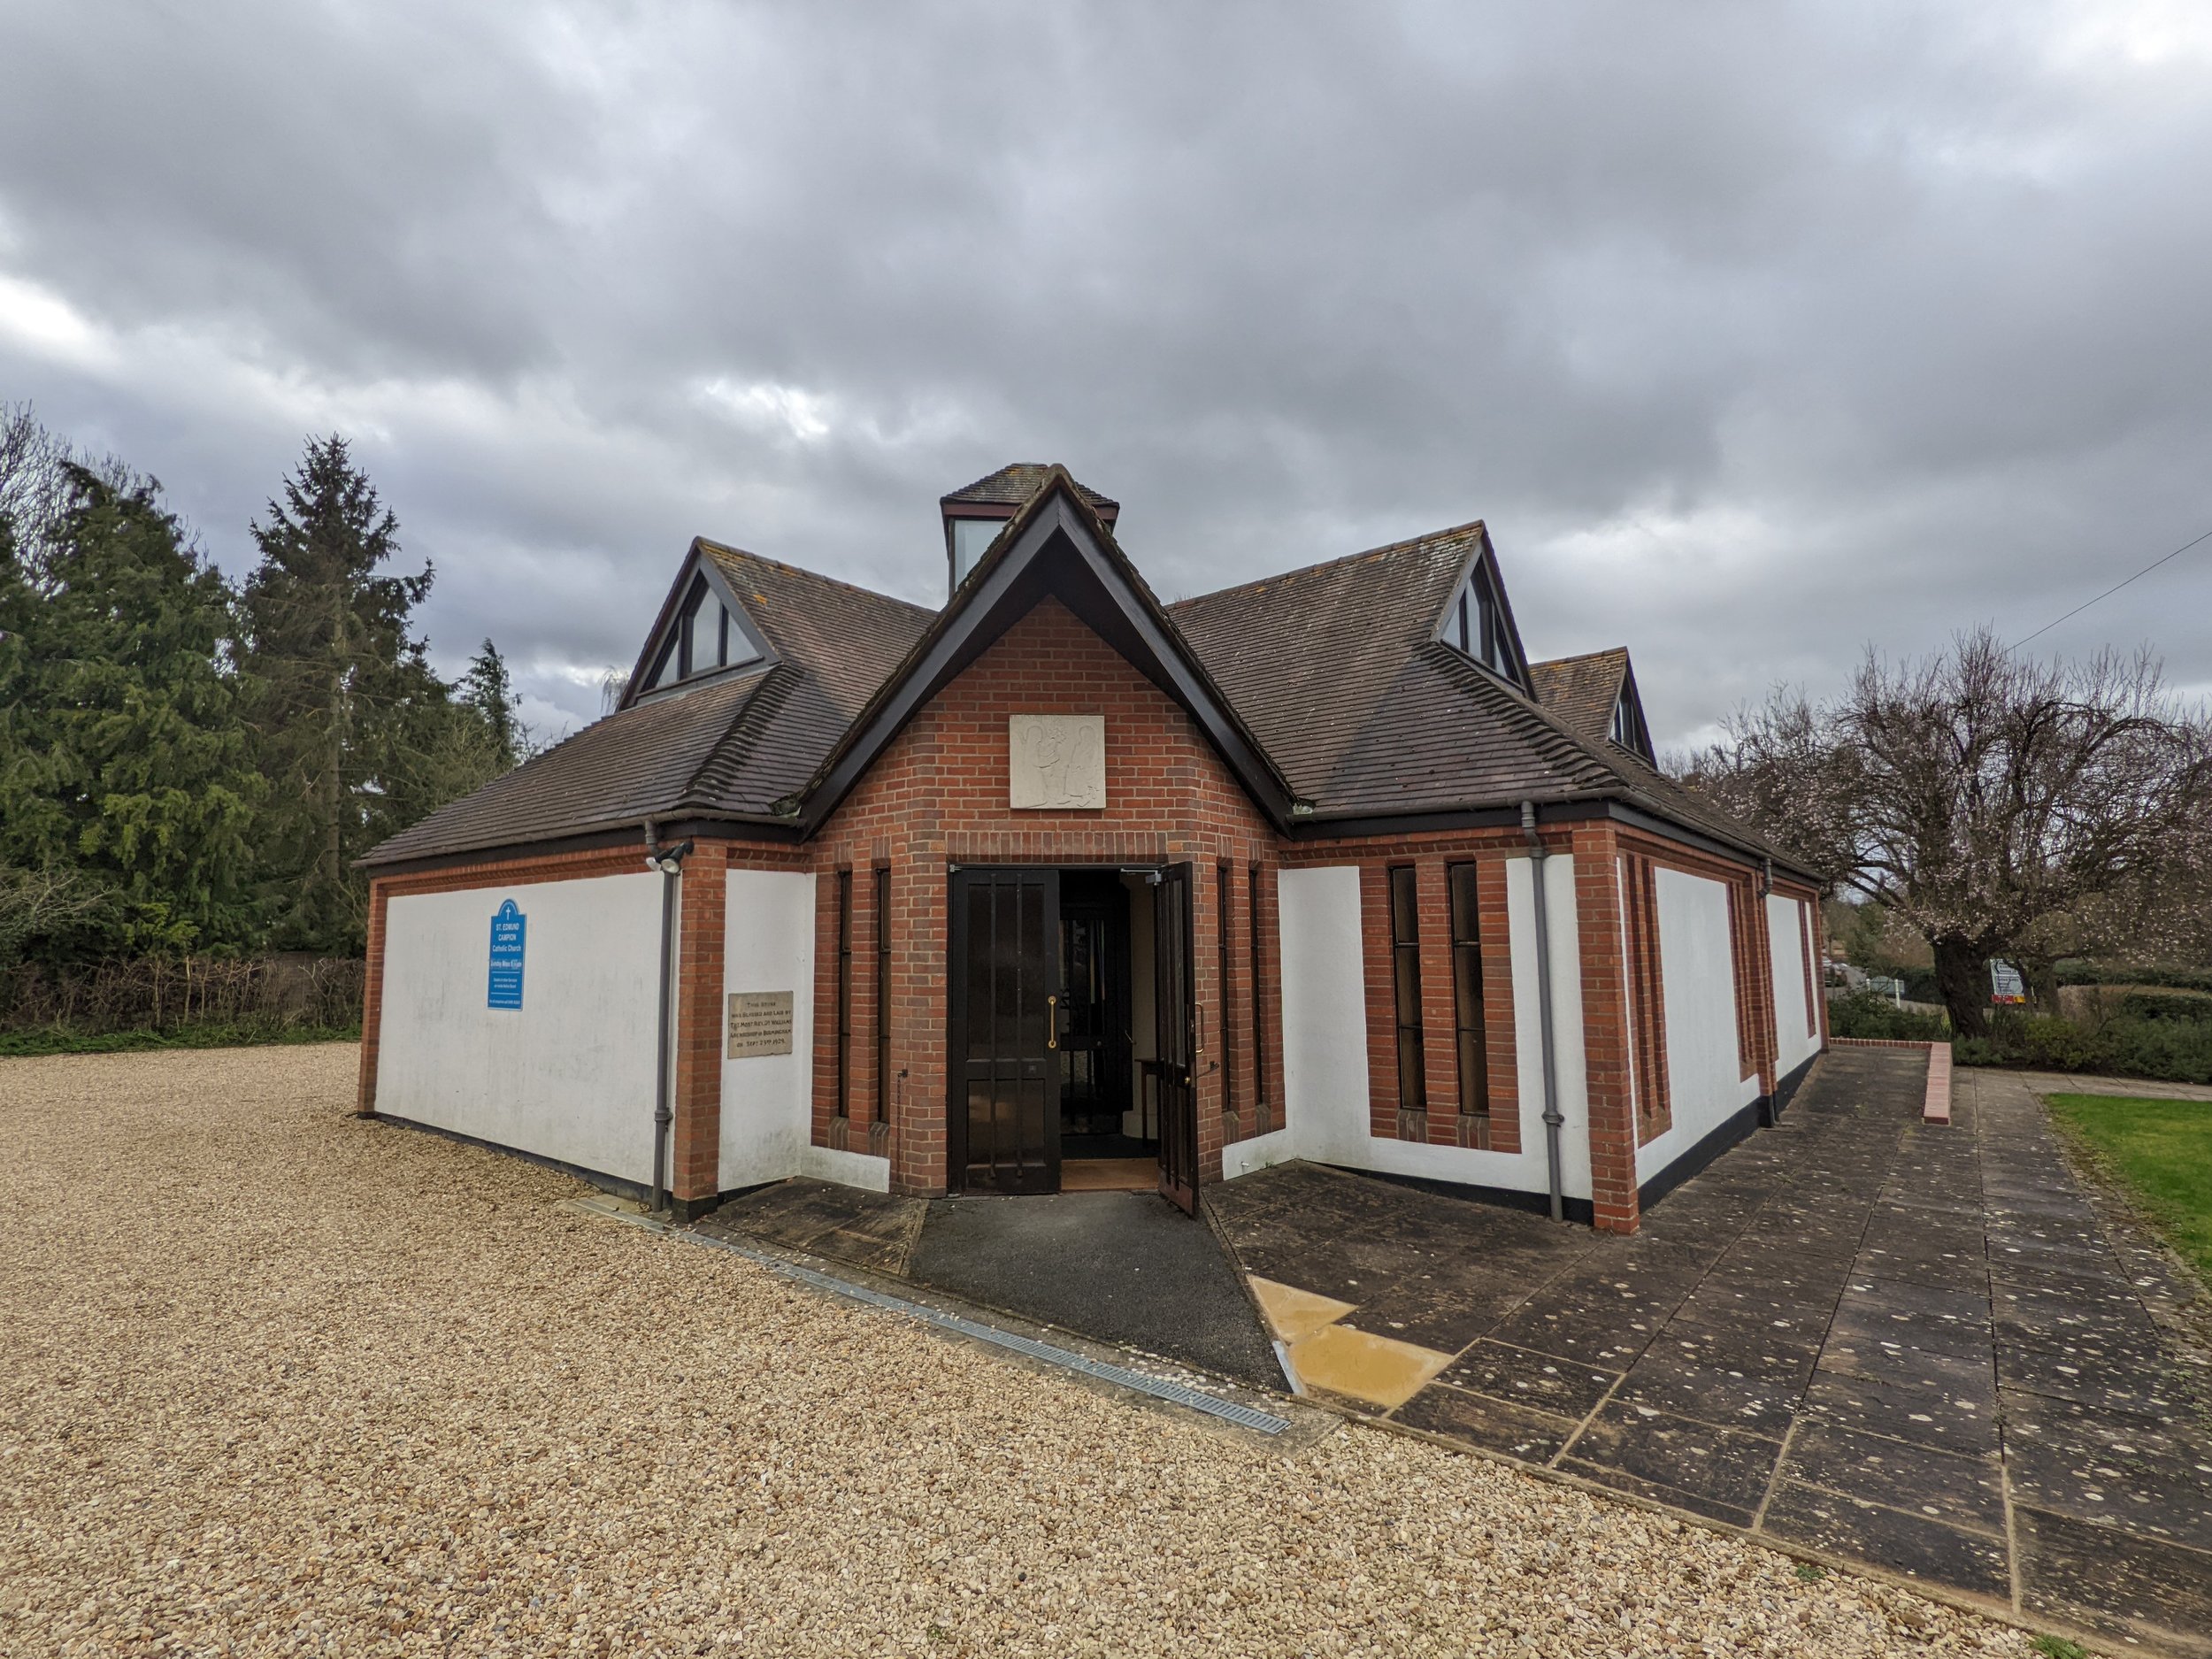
left=1210, top=1052, right=2212, bottom=1655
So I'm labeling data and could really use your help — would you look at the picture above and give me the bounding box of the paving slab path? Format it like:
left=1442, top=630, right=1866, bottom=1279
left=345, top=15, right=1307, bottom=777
left=1210, top=1050, right=2212, bottom=1655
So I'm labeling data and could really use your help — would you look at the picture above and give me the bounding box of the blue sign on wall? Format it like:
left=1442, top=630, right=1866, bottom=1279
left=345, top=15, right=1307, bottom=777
left=488, top=899, right=526, bottom=1010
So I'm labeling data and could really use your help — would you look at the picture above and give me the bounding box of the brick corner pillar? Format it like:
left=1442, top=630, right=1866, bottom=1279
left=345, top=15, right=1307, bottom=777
left=356, top=877, right=389, bottom=1117
left=671, top=842, right=730, bottom=1208
left=1571, top=826, right=1640, bottom=1235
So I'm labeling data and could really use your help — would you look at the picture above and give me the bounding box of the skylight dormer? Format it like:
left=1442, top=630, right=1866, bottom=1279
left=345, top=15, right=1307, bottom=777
left=1608, top=668, right=1655, bottom=763
left=1439, top=557, right=1526, bottom=689
left=636, top=566, right=765, bottom=698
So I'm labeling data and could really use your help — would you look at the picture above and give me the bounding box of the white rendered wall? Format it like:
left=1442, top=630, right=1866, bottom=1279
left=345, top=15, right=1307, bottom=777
left=1635, top=867, right=1760, bottom=1181
left=1234, top=858, right=1588, bottom=1202
left=717, top=869, right=886, bottom=1192
left=376, top=872, right=664, bottom=1185
left=1768, top=894, right=1821, bottom=1078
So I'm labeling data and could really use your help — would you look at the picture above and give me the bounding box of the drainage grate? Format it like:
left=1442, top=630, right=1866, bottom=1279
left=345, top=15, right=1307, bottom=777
left=685, top=1227, right=1293, bottom=1437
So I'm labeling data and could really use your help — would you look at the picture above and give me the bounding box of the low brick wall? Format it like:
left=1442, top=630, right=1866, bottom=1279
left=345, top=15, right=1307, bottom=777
left=1831, top=1037, right=1952, bottom=1124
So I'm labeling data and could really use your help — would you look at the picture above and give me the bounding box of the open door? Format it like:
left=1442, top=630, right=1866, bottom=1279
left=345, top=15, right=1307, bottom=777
left=1154, top=863, right=1199, bottom=1214
left=950, top=868, right=1061, bottom=1194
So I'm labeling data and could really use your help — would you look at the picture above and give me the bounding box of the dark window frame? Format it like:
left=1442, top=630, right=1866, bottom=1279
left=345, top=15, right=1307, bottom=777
left=639, top=567, right=768, bottom=697
left=1387, top=864, right=1426, bottom=1127
left=1447, top=862, right=1490, bottom=1145
left=1217, top=861, right=1236, bottom=1123
left=874, top=864, right=893, bottom=1124
left=1248, top=862, right=1267, bottom=1136
left=833, top=868, right=853, bottom=1121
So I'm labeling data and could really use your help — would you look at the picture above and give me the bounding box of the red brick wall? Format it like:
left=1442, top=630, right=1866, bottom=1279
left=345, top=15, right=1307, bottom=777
left=1296, top=827, right=1544, bottom=1159
left=806, top=598, right=1280, bottom=1195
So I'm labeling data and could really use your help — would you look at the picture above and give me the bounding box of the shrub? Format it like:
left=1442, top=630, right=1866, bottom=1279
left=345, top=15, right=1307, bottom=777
left=1956, top=1011, right=2212, bottom=1085
left=2055, top=960, right=2212, bottom=994
left=2115, top=990, right=2212, bottom=1025
left=0, top=955, right=364, bottom=1038
left=1829, top=989, right=1950, bottom=1041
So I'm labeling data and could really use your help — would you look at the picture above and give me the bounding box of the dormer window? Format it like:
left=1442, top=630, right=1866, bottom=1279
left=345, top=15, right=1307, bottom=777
left=641, top=572, right=763, bottom=695
left=1442, top=565, right=1516, bottom=681
left=1609, top=681, right=1655, bottom=761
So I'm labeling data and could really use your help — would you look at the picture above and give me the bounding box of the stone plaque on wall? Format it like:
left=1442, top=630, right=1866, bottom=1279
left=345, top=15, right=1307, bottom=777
left=1008, top=714, right=1106, bottom=810
left=726, top=991, right=795, bottom=1058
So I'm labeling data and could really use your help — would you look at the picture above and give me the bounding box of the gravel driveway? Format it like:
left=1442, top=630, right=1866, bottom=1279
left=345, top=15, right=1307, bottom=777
left=0, top=1046, right=2038, bottom=1656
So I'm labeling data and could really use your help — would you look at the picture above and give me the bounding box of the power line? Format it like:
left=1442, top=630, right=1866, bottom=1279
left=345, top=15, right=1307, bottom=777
left=2007, top=522, right=2212, bottom=653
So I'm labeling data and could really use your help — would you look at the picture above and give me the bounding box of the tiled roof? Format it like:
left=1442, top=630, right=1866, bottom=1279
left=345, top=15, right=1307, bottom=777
left=1529, top=648, right=1630, bottom=743
left=365, top=479, right=1805, bottom=877
left=1171, top=526, right=1610, bottom=816
left=941, top=464, right=1118, bottom=512
left=360, top=546, right=932, bottom=864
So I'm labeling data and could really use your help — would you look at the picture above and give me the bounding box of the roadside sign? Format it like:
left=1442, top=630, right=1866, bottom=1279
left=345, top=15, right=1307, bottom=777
left=488, top=899, right=526, bottom=1010
left=1989, top=960, right=2025, bottom=1006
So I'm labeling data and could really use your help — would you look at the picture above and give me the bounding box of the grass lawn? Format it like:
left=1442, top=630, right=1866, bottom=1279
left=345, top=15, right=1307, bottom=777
left=2046, top=1093, right=2212, bottom=1286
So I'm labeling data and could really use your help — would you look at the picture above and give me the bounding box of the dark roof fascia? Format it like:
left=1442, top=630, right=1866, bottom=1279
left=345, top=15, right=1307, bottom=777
left=617, top=541, right=783, bottom=714
left=1606, top=797, right=1821, bottom=887
left=357, top=814, right=805, bottom=877
left=1288, top=796, right=1614, bottom=841
left=795, top=481, right=1299, bottom=833
left=1286, top=789, right=1821, bottom=884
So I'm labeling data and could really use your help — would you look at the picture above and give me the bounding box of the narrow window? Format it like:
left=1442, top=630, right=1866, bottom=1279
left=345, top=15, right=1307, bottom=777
left=1447, top=863, right=1489, bottom=1146
left=1725, top=882, right=1760, bottom=1081
left=1217, top=862, right=1236, bottom=1123
left=1622, top=856, right=1671, bottom=1137
left=1248, top=863, right=1267, bottom=1136
left=1388, top=864, right=1425, bottom=1128
left=874, top=864, right=893, bottom=1123
left=834, top=869, right=853, bottom=1120
left=1798, top=899, right=1818, bottom=1037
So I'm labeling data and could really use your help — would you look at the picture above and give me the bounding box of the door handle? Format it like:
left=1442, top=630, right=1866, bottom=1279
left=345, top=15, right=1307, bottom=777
left=1047, top=994, right=1058, bottom=1050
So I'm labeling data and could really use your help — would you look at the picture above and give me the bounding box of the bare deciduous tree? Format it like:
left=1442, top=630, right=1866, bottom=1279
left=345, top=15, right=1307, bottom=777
left=1681, top=627, right=2212, bottom=1037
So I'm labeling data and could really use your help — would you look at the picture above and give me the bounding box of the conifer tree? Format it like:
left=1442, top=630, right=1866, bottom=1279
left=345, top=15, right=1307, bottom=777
left=0, top=467, right=263, bottom=955
left=240, top=435, right=451, bottom=952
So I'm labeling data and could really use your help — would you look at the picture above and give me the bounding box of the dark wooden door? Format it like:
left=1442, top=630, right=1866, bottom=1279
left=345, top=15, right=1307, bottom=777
left=949, top=868, right=1061, bottom=1194
left=1154, top=863, right=1199, bottom=1214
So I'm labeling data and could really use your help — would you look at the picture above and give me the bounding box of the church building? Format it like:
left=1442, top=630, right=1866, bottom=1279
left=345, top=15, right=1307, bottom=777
left=357, top=465, right=1827, bottom=1233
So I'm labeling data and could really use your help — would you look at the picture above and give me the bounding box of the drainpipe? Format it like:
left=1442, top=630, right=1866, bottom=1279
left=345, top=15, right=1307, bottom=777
left=1521, top=801, right=1565, bottom=1224
left=643, top=821, right=692, bottom=1216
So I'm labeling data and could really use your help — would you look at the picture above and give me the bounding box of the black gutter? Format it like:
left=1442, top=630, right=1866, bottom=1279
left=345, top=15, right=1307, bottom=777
left=1521, top=801, right=1566, bottom=1225
left=355, top=815, right=801, bottom=878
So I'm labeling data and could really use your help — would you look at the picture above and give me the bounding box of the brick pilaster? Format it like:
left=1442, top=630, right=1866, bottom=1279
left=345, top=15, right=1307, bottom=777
left=356, top=877, right=389, bottom=1115
left=1573, top=826, right=1640, bottom=1234
left=672, top=842, right=728, bottom=1203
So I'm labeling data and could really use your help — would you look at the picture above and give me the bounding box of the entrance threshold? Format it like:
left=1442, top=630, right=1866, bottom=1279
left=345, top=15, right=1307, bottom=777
left=1061, top=1157, right=1156, bottom=1192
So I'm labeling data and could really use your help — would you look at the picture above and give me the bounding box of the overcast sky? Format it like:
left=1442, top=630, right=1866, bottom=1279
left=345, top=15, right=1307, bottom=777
left=3, top=1, right=2209, bottom=747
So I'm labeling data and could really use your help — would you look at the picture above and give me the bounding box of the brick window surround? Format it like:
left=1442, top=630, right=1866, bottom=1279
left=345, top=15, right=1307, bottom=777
left=1386, top=864, right=1426, bottom=1138
left=1620, top=852, right=1671, bottom=1143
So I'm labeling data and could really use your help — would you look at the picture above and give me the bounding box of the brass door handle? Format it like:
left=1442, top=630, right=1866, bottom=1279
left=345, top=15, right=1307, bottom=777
left=1047, top=994, right=1058, bottom=1050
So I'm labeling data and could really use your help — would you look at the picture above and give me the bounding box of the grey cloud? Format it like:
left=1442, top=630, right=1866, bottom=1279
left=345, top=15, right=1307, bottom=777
left=2, top=0, right=2208, bottom=744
